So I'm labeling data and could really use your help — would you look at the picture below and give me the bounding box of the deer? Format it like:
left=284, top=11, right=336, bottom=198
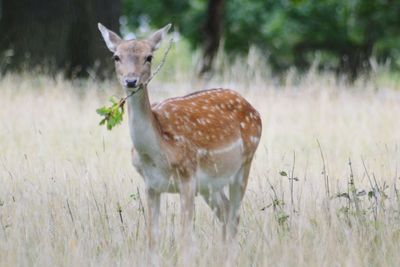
left=98, top=23, right=262, bottom=249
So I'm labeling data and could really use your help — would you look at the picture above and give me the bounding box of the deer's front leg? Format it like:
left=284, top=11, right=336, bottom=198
left=145, top=187, right=161, bottom=250
left=179, top=179, right=195, bottom=241
left=178, top=179, right=195, bottom=265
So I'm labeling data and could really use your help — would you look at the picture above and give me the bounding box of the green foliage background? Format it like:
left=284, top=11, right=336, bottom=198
left=123, top=0, right=400, bottom=75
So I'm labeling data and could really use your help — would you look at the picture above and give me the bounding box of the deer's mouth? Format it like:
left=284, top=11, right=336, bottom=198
left=125, top=84, right=144, bottom=96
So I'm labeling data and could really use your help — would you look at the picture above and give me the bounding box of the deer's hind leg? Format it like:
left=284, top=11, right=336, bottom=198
left=202, top=190, right=230, bottom=239
left=227, top=161, right=252, bottom=239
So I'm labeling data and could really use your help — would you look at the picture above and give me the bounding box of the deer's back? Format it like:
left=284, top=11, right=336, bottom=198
left=153, top=89, right=262, bottom=158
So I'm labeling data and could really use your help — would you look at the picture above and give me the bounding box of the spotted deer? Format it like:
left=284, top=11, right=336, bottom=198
left=98, top=23, right=262, bottom=247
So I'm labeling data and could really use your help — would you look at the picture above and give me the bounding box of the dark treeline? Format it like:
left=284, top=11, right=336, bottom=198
left=0, top=0, right=399, bottom=79
left=0, top=0, right=120, bottom=77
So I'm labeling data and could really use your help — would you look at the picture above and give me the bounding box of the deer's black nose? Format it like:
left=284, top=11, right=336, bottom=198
left=125, top=79, right=137, bottom=88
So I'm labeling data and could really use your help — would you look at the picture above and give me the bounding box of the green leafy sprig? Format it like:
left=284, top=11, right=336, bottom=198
left=96, top=96, right=127, bottom=130
left=96, top=38, right=174, bottom=130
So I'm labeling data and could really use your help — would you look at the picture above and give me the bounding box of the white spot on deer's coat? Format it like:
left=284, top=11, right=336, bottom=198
left=174, top=135, right=185, bottom=142
left=197, top=118, right=207, bottom=125
left=250, top=136, right=260, bottom=143
left=197, top=149, right=207, bottom=156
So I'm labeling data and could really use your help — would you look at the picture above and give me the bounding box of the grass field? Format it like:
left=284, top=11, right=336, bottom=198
left=0, top=68, right=400, bottom=266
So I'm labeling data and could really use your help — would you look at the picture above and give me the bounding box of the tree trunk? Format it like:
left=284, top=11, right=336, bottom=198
left=200, top=0, right=225, bottom=76
left=0, top=0, right=121, bottom=78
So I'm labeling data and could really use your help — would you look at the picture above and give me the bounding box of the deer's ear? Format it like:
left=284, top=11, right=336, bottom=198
left=98, top=23, right=122, bottom=53
left=147, top=24, right=171, bottom=51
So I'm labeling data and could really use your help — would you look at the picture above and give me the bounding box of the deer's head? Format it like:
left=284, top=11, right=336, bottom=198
left=98, top=23, right=171, bottom=90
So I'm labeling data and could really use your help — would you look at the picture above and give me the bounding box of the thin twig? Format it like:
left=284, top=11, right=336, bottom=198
left=147, top=38, right=174, bottom=84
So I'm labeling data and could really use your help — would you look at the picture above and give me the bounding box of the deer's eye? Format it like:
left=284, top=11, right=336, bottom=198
left=112, top=55, right=120, bottom=62
left=145, top=55, right=153, bottom=63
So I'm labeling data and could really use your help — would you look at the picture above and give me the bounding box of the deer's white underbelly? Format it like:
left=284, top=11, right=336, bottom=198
left=133, top=138, right=244, bottom=193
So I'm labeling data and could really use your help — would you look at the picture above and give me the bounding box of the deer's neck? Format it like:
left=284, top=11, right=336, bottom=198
left=126, top=87, right=162, bottom=156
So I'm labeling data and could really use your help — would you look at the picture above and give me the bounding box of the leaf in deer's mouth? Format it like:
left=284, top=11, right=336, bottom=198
left=96, top=96, right=125, bottom=130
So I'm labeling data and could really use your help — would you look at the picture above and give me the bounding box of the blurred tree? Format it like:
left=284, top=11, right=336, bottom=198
left=288, top=0, right=400, bottom=78
left=200, top=0, right=225, bottom=75
left=0, top=0, right=121, bottom=77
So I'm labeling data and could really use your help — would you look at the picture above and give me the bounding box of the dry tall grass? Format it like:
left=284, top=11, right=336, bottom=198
left=0, top=69, right=400, bottom=266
